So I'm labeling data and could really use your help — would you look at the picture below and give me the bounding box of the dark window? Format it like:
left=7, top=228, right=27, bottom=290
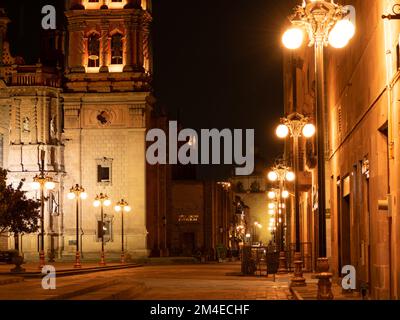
left=112, top=0, right=123, bottom=2
left=88, top=34, right=100, bottom=68
left=97, top=165, right=110, bottom=183
left=111, top=33, right=123, bottom=65
left=396, top=43, right=400, bottom=70
left=88, top=0, right=100, bottom=2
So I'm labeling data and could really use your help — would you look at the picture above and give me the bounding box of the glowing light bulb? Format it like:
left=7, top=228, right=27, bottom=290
left=115, top=205, right=122, bottom=212
left=104, top=199, right=111, bottom=207
left=328, top=20, right=355, bottom=48
left=67, top=192, right=76, bottom=200
left=32, top=181, right=41, bottom=190
left=268, top=203, right=276, bottom=210
left=45, top=181, right=55, bottom=191
left=268, top=191, right=276, bottom=200
left=282, top=190, right=290, bottom=199
left=268, top=171, right=278, bottom=182
left=276, top=124, right=289, bottom=139
left=302, top=123, right=316, bottom=138
left=282, top=27, right=304, bottom=50
left=93, top=200, right=101, bottom=208
left=80, top=192, right=88, bottom=200
left=124, top=205, right=132, bottom=212
left=286, top=171, right=295, bottom=182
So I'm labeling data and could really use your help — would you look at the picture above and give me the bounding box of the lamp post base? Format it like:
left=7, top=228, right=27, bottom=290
left=38, top=251, right=45, bottom=269
left=74, top=251, right=82, bottom=268
left=316, top=258, right=334, bottom=300
left=290, top=252, right=306, bottom=287
left=277, top=251, right=288, bottom=274
left=99, top=251, right=106, bottom=266
left=121, top=251, right=126, bottom=264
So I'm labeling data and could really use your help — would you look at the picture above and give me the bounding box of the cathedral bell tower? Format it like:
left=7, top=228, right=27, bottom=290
left=62, top=0, right=154, bottom=258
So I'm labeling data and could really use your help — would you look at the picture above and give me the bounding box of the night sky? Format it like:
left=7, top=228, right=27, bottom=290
left=1, top=0, right=297, bottom=179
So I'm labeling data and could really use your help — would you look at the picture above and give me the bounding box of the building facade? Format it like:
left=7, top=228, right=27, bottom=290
left=283, top=0, right=400, bottom=299
left=0, top=0, right=158, bottom=261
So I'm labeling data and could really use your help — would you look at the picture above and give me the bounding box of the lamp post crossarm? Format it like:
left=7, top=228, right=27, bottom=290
left=291, top=1, right=349, bottom=46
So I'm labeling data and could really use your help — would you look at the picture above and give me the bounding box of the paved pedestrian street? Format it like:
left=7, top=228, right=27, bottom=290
left=0, top=262, right=292, bottom=300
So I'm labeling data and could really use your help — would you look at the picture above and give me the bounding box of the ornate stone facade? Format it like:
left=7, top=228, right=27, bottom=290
left=0, top=1, right=155, bottom=261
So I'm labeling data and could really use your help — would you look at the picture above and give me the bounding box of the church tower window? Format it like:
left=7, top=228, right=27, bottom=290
left=88, top=34, right=100, bottom=68
left=111, top=33, right=123, bottom=65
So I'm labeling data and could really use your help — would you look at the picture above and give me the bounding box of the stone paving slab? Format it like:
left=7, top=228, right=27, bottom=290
left=0, top=276, right=24, bottom=286
left=0, top=262, right=293, bottom=300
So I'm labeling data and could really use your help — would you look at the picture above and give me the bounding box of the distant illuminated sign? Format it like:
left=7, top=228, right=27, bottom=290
left=178, top=215, right=199, bottom=223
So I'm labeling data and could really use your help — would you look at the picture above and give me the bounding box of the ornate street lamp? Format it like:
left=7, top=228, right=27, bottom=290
left=276, top=113, right=315, bottom=285
left=282, top=0, right=356, bottom=299
left=114, top=199, right=131, bottom=263
left=93, top=193, right=111, bottom=266
left=32, top=152, right=55, bottom=268
left=268, top=163, right=295, bottom=274
left=67, top=185, right=88, bottom=268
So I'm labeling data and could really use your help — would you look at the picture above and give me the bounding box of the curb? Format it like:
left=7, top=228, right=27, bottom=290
left=0, top=263, right=142, bottom=278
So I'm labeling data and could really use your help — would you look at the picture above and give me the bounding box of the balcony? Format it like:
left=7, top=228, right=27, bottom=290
left=10, top=65, right=62, bottom=88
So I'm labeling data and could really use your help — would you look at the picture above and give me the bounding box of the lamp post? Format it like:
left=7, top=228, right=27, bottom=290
left=67, top=185, right=88, bottom=268
left=32, top=151, right=55, bottom=268
left=276, top=113, right=315, bottom=285
left=93, top=193, right=111, bottom=266
left=268, top=163, right=295, bottom=274
left=114, top=199, right=132, bottom=263
left=282, top=0, right=355, bottom=298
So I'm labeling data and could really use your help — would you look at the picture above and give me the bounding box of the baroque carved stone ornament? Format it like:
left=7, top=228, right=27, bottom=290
left=97, top=110, right=112, bottom=126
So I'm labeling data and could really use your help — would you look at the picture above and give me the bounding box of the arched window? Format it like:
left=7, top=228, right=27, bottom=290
left=111, top=33, right=123, bottom=65
left=88, top=34, right=100, bottom=68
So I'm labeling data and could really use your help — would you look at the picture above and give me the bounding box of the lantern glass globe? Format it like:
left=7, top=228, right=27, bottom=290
left=80, top=192, right=88, bottom=200
left=268, top=203, right=276, bottom=210
left=114, top=205, right=122, bottom=212
left=267, top=191, right=276, bottom=200
left=328, top=19, right=354, bottom=48
left=32, top=181, right=41, bottom=190
left=285, top=171, right=295, bottom=182
left=93, top=200, right=101, bottom=208
left=302, top=123, right=316, bottom=138
left=67, top=192, right=76, bottom=200
left=282, top=27, right=304, bottom=50
left=276, top=124, right=289, bottom=139
left=45, top=181, right=55, bottom=191
left=104, top=199, right=112, bottom=207
left=124, top=205, right=132, bottom=212
left=268, top=171, right=278, bottom=182
left=282, top=190, right=290, bottom=199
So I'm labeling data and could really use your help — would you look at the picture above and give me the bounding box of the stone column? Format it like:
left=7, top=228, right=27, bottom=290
left=100, top=26, right=109, bottom=73
left=13, top=99, right=21, bottom=145
left=123, top=21, right=138, bottom=72
left=137, top=23, right=145, bottom=72
left=68, top=26, right=85, bottom=73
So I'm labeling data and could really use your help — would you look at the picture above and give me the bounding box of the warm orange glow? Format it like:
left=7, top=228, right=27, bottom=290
left=86, top=67, right=100, bottom=73
left=108, top=64, right=124, bottom=73
left=84, top=0, right=128, bottom=10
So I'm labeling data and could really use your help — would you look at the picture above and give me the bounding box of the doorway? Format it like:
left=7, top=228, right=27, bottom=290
left=182, top=232, right=195, bottom=256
